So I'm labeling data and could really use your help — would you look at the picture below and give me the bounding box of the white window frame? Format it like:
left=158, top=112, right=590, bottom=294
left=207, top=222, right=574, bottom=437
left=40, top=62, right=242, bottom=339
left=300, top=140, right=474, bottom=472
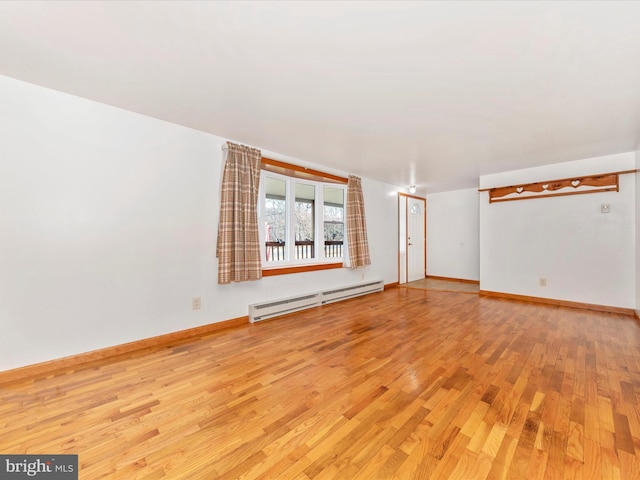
left=259, top=170, right=346, bottom=269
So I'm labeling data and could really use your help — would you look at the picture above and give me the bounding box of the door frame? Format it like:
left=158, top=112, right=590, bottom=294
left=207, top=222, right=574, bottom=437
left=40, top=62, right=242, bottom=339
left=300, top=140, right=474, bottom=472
left=398, top=193, right=427, bottom=284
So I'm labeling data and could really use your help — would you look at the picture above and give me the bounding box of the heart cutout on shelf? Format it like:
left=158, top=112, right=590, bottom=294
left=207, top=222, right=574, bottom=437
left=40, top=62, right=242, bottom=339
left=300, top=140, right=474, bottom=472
left=516, top=187, right=524, bottom=194
left=542, top=184, right=549, bottom=190
left=571, top=179, right=580, bottom=187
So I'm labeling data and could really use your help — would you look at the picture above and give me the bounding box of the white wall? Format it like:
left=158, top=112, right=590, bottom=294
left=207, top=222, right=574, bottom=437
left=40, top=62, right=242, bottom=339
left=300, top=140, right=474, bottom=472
left=426, top=188, right=479, bottom=281
left=479, top=153, right=636, bottom=309
left=0, top=75, right=399, bottom=371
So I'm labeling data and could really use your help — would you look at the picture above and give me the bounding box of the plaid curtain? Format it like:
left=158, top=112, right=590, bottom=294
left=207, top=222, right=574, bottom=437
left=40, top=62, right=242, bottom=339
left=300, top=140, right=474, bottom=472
left=216, top=142, right=262, bottom=284
left=346, top=175, right=371, bottom=268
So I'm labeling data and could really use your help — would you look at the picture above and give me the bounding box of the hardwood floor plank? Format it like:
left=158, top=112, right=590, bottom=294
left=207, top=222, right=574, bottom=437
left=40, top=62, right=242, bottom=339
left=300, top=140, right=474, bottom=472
left=613, top=411, right=635, bottom=455
left=486, top=433, right=518, bottom=480
left=2, top=288, right=640, bottom=478
left=583, top=436, right=602, bottom=479
left=525, top=447, right=548, bottom=480
left=619, top=449, right=640, bottom=480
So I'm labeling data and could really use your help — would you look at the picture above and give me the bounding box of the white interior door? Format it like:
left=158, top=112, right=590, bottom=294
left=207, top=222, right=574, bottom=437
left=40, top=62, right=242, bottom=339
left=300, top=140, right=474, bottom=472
left=407, top=197, right=426, bottom=282
left=398, top=195, right=407, bottom=284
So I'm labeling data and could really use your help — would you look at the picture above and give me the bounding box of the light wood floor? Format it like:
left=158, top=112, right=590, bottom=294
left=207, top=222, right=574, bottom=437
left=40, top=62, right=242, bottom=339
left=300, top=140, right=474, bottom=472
left=402, top=278, right=480, bottom=294
left=2, top=288, right=640, bottom=479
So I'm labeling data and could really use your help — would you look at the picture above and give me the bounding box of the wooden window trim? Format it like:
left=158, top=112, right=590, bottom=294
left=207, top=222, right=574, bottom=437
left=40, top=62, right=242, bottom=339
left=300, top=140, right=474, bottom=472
left=262, top=262, right=343, bottom=277
left=261, top=157, right=348, bottom=184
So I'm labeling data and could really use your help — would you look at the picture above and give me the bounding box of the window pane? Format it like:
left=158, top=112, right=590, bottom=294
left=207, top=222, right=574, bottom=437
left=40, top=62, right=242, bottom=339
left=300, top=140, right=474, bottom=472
left=265, top=176, right=286, bottom=262
left=323, top=186, right=344, bottom=258
left=295, top=183, right=315, bottom=259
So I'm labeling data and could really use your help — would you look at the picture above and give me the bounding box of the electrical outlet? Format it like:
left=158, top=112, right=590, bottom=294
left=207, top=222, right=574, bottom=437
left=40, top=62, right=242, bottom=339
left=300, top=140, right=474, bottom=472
left=539, top=278, right=547, bottom=287
left=601, top=204, right=610, bottom=213
left=192, top=297, right=201, bottom=310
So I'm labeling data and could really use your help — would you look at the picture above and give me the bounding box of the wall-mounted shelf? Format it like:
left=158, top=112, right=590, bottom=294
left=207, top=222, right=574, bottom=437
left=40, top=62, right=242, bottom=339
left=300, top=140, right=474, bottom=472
left=479, top=169, right=636, bottom=203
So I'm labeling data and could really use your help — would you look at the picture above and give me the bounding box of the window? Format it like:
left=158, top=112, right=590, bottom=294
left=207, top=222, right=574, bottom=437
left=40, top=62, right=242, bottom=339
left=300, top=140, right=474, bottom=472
left=259, top=163, right=346, bottom=272
left=264, top=176, right=287, bottom=261
left=323, top=185, right=344, bottom=258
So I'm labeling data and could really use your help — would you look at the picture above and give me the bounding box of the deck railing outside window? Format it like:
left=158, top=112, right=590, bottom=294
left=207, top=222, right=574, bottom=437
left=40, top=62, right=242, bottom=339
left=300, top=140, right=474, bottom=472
left=265, top=241, right=343, bottom=261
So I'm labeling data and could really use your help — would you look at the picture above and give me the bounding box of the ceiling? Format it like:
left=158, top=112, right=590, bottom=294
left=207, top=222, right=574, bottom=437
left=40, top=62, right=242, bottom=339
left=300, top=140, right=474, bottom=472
left=1, top=1, right=639, bottom=194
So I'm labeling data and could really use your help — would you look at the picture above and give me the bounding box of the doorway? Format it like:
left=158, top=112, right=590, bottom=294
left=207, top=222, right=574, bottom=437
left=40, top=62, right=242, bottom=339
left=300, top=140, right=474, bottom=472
left=398, top=193, right=426, bottom=284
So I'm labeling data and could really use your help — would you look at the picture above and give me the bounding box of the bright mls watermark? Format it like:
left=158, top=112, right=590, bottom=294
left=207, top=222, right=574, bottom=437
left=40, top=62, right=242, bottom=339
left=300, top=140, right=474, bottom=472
left=0, top=455, right=77, bottom=479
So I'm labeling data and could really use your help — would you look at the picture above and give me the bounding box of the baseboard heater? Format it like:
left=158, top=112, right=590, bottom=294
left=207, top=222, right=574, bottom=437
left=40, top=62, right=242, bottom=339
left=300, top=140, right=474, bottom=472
left=249, top=280, right=384, bottom=323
